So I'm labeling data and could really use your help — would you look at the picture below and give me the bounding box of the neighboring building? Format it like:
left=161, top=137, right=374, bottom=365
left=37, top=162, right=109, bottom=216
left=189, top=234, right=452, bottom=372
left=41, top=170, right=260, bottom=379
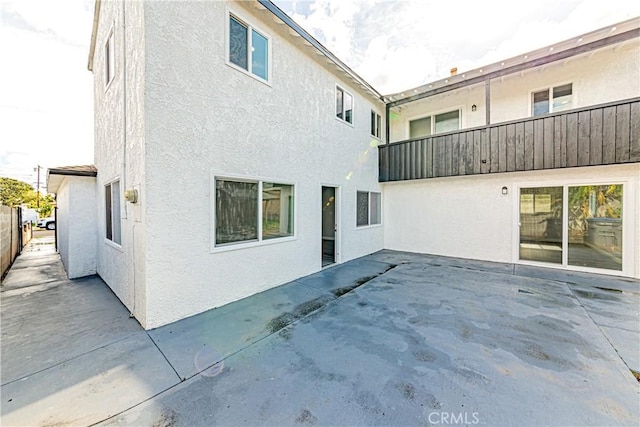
left=48, top=0, right=639, bottom=330
left=380, top=18, right=639, bottom=279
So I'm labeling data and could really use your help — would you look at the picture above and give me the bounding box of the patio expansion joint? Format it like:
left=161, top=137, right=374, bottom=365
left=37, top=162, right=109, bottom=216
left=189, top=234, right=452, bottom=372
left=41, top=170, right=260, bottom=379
left=95, top=292, right=354, bottom=426
left=92, top=262, right=399, bottom=425
left=156, top=263, right=400, bottom=385
left=563, top=281, right=638, bottom=378
left=0, top=331, right=143, bottom=388
left=145, top=332, right=183, bottom=382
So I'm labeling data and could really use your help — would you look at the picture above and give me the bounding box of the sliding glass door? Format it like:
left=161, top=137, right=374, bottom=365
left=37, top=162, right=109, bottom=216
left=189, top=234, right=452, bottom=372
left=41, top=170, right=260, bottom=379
left=519, top=187, right=563, bottom=264
left=519, top=184, right=623, bottom=272
left=568, top=185, right=622, bottom=271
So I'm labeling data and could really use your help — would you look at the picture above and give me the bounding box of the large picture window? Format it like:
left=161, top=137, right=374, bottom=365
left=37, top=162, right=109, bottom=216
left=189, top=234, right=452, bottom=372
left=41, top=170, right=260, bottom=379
left=215, top=178, right=294, bottom=247
left=105, top=180, right=121, bottom=244
left=356, top=191, right=381, bottom=227
left=228, top=13, right=270, bottom=81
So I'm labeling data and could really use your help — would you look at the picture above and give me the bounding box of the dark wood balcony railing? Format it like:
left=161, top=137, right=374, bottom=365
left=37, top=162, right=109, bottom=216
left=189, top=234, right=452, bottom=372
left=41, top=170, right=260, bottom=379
left=379, top=97, right=640, bottom=182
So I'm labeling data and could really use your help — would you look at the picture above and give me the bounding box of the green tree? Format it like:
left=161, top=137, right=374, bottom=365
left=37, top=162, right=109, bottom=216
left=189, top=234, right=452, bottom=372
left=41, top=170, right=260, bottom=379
left=0, top=177, right=55, bottom=218
left=0, top=177, right=35, bottom=206
left=38, top=194, right=55, bottom=217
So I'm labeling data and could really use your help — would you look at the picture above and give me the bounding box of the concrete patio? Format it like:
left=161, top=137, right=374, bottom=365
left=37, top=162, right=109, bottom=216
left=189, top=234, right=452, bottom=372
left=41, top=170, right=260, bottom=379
left=1, top=236, right=638, bottom=426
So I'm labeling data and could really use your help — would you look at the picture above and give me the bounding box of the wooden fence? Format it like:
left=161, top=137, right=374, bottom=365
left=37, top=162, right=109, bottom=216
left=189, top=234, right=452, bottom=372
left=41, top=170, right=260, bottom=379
left=1, top=206, right=32, bottom=280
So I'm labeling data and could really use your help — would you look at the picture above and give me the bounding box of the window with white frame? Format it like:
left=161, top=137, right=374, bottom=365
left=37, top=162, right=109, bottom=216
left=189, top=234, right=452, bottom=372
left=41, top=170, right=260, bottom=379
left=409, top=109, right=460, bottom=139
left=532, top=83, right=572, bottom=116
left=105, top=180, right=121, bottom=244
left=228, top=13, right=270, bottom=81
left=371, top=110, right=381, bottom=138
left=356, top=191, right=381, bottom=227
left=104, top=31, right=115, bottom=87
left=336, top=86, right=353, bottom=124
left=215, top=178, right=294, bottom=246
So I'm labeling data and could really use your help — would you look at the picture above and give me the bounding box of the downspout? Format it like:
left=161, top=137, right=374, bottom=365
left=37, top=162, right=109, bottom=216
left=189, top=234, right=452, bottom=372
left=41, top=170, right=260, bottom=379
left=121, top=0, right=128, bottom=218
left=121, top=0, right=135, bottom=317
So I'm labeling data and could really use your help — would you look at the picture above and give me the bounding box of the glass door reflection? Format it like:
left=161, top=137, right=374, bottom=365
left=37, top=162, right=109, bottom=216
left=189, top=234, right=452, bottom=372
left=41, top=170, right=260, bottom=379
left=519, top=187, right=563, bottom=264
left=568, top=185, right=622, bottom=271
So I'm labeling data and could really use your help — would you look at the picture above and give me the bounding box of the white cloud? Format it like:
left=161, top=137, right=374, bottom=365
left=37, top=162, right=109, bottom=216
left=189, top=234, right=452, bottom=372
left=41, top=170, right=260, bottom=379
left=277, top=0, right=640, bottom=94
left=0, top=0, right=94, bottom=187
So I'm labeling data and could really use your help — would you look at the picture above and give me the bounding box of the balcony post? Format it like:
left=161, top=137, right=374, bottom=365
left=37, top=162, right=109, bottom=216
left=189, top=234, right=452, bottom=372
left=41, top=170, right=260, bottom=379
left=385, top=103, right=390, bottom=144
left=485, top=79, right=491, bottom=126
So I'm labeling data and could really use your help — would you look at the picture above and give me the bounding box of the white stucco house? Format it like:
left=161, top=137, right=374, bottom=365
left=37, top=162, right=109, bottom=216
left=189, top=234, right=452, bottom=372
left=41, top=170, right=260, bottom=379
left=47, top=1, right=639, bottom=329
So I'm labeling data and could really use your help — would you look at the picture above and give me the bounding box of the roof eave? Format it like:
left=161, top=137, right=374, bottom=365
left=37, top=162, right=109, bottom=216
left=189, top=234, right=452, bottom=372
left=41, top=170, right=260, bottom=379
left=258, top=0, right=383, bottom=101
left=386, top=17, right=640, bottom=107
left=87, top=0, right=101, bottom=72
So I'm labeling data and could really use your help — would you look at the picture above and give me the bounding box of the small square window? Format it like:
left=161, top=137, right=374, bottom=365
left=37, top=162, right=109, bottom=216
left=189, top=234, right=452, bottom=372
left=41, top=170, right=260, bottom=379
left=371, top=111, right=381, bottom=138
left=228, top=14, right=270, bottom=82
left=357, top=191, right=381, bottom=227
left=409, top=116, right=431, bottom=139
left=336, top=86, right=353, bottom=124
left=532, top=83, right=572, bottom=116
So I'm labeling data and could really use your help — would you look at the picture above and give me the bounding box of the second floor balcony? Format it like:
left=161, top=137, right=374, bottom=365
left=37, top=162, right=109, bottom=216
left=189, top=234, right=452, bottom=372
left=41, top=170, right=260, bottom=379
left=378, top=98, right=640, bottom=182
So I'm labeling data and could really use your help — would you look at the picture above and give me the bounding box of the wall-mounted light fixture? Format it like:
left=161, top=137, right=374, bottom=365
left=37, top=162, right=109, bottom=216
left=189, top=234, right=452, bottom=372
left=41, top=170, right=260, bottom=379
left=125, top=189, right=139, bottom=204
left=501, top=186, right=508, bottom=195
left=471, top=104, right=477, bottom=111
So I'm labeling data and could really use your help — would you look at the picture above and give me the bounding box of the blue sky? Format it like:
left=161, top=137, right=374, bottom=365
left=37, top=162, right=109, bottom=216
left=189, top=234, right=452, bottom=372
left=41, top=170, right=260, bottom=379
left=0, top=0, right=638, bottom=191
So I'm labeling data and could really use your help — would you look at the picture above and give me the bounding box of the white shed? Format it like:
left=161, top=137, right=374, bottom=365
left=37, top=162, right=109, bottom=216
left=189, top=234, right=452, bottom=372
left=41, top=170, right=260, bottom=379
left=47, top=165, right=98, bottom=279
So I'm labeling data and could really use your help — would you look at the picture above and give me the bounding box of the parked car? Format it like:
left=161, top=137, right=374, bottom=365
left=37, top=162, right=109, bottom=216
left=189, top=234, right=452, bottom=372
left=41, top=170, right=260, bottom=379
left=37, top=217, right=55, bottom=230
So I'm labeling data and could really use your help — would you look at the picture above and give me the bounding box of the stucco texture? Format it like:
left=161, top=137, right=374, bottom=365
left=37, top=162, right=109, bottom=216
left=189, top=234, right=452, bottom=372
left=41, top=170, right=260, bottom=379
left=93, top=0, right=147, bottom=323
left=383, top=163, right=640, bottom=278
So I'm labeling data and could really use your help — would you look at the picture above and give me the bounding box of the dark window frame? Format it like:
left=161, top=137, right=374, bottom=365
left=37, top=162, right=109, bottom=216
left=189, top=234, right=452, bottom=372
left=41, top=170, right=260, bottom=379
left=336, top=86, right=354, bottom=125
left=371, top=110, right=381, bottom=138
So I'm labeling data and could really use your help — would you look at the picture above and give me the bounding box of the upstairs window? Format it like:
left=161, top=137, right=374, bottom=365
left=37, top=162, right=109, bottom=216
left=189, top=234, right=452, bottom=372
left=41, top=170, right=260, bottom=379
left=409, top=116, right=431, bottom=139
left=104, top=31, right=115, bottom=87
left=228, top=14, right=270, bottom=82
left=356, top=191, right=381, bottom=227
left=409, top=109, right=460, bottom=139
left=336, top=86, right=353, bottom=124
left=532, top=83, right=572, bottom=116
left=105, top=180, right=121, bottom=245
left=371, top=111, right=381, bottom=138
left=434, top=110, right=460, bottom=133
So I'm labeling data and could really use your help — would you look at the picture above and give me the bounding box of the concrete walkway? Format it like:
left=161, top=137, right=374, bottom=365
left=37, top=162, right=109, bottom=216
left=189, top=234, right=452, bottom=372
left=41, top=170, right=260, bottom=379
left=1, top=237, right=638, bottom=426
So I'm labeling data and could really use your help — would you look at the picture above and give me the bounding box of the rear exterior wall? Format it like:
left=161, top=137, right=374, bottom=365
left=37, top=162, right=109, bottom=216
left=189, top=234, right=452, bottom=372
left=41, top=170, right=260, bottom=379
left=142, top=1, right=385, bottom=328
